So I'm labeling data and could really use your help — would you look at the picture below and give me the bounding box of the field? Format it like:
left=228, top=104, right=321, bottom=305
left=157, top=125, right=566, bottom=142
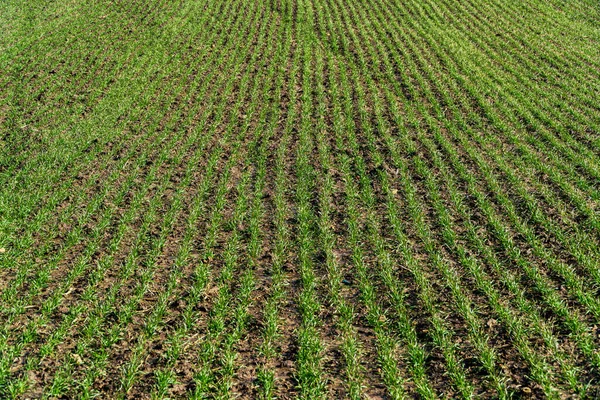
left=1, top=0, right=600, bottom=398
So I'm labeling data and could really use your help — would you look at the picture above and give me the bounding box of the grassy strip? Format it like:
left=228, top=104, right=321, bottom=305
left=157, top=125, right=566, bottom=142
left=293, top=3, right=327, bottom=394
left=255, top=7, right=299, bottom=396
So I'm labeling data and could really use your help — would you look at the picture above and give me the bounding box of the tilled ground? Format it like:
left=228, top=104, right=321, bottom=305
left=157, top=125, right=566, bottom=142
left=1, top=0, right=600, bottom=398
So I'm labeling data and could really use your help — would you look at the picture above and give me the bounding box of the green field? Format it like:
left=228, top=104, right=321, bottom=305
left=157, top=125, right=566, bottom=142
left=1, top=0, right=600, bottom=398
